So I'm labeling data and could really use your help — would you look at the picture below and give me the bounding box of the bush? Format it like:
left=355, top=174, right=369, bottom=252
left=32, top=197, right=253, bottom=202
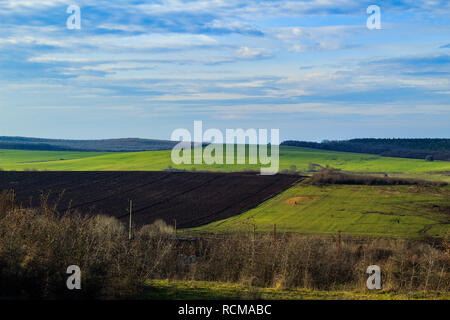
left=310, top=168, right=447, bottom=186
left=0, top=193, right=448, bottom=298
left=187, top=234, right=449, bottom=292
left=0, top=199, right=175, bottom=299
left=139, top=219, right=174, bottom=238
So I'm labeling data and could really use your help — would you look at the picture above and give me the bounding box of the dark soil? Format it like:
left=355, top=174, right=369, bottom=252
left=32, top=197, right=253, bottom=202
left=0, top=171, right=301, bottom=228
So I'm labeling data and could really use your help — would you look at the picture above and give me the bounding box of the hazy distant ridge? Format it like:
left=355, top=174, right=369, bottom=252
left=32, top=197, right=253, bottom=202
left=0, top=136, right=181, bottom=152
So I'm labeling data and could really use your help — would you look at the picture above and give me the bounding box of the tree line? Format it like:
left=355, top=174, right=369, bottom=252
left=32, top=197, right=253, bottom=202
left=281, top=138, right=450, bottom=161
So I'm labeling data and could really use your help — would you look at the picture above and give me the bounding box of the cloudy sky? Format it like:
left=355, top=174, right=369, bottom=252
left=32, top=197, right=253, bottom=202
left=0, top=0, right=449, bottom=141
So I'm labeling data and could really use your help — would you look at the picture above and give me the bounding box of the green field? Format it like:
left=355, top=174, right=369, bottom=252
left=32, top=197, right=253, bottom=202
left=144, top=279, right=448, bottom=300
left=1, top=146, right=449, bottom=182
left=1, top=147, right=449, bottom=239
left=0, top=149, right=108, bottom=169
left=191, top=182, right=450, bottom=238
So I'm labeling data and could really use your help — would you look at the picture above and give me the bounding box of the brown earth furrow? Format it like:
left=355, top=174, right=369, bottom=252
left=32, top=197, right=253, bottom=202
left=0, top=171, right=300, bottom=228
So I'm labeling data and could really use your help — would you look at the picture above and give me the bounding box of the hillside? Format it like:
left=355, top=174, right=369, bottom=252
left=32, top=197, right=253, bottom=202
left=282, top=138, right=450, bottom=161
left=191, top=181, right=450, bottom=239
left=1, top=146, right=450, bottom=182
left=1, top=147, right=450, bottom=239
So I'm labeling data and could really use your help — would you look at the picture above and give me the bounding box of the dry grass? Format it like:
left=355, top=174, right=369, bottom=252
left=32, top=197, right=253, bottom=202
left=0, top=190, right=448, bottom=299
left=0, top=190, right=177, bottom=299
left=185, top=234, right=449, bottom=292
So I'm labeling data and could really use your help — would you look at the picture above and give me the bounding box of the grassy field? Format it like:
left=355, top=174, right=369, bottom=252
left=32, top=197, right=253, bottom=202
left=144, top=279, right=449, bottom=300
left=1, top=147, right=449, bottom=239
left=0, top=149, right=108, bottom=169
left=1, top=147, right=448, bottom=299
left=190, top=181, right=450, bottom=238
left=1, top=146, right=449, bottom=181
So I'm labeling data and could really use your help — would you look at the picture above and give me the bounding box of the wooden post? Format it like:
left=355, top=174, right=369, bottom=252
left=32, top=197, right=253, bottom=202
left=174, top=219, right=177, bottom=238
left=252, top=224, right=256, bottom=265
left=128, top=200, right=133, bottom=240
left=11, top=189, right=15, bottom=209
left=336, top=230, right=341, bottom=256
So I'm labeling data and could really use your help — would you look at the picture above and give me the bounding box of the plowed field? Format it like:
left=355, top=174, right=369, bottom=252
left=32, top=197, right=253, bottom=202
left=0, top=171, right=300, bottom=228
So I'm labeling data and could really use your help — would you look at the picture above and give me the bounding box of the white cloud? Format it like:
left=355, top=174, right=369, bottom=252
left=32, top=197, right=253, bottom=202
left=273, top=25, right=364, bottom=52
left=236, top=46, right=271, bottom=58
left=0, top=0, right=69, bottom=9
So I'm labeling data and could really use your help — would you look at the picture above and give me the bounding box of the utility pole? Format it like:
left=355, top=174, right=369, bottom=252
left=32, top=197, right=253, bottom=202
left=129, top=200, right=133, bottom=240
left=252, top=224, right=256, bottom=266
left=336, top=230, right=341, bottom=256
left=10, top=189, right=15, bottom=209
left=174, top=219, right=177, bottom=238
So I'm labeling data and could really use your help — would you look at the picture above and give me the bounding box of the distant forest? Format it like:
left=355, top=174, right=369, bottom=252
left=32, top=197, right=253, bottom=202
left=281, top=139, right=450, bottom=161
left=1, top=136, right=449, bottom=160
left=0, top=137, right=185, bottom=152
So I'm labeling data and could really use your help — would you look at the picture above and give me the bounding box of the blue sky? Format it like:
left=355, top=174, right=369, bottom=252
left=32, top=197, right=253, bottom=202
left=0, top=0, right=449, bottom=141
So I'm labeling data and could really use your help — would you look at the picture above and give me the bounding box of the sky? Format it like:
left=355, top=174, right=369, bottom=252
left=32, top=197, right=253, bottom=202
left=0, top=0, right=449, bottom=142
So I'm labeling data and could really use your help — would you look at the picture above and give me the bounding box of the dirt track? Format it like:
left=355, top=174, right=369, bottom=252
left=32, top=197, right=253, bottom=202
left=0, top=171, right=301, bottom=228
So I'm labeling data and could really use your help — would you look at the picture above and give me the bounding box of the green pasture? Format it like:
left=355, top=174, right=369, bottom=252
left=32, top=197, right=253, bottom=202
left=144, top=279, right=449, bottom=300
left=0, top=146, right=449, bottom=182
left=191, top=182, right=450, bottom=239
left=1, top=147, right=449, bottom=239
left=0, top=149, right=108, bottom=170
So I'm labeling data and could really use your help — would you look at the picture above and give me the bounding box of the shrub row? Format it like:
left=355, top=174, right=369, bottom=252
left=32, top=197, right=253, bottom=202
left=0, top=190, right=448, bottom=298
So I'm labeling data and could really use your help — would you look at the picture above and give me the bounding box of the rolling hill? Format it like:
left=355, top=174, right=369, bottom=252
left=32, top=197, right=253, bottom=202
left=0, top=146, right=449, bottom=182
left=0, top=145, right=449, bottom=239
left=190, top=181, right=450, bottom=238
